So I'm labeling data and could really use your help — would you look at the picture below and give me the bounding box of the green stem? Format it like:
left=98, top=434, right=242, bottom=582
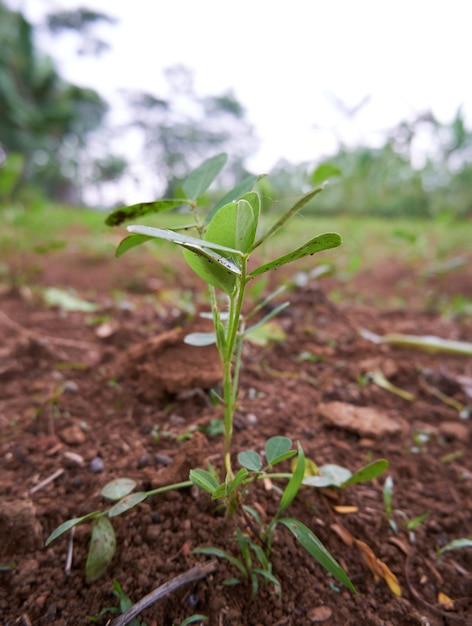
left=144, top=480, right=193, bottom=498
left=221, top=259, right=248, bottom=481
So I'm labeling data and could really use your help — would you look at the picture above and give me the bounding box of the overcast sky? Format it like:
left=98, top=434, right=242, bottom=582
left=15, top=0, right=472, bottom=175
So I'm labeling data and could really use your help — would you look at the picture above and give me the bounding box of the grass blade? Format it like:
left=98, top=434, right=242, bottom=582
left=280, top=518, right=357, bottom=593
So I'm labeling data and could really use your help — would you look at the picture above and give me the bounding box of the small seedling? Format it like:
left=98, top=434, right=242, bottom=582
left=382, top=475, right=429, bottom=541
left=437, top=537, right=472, bottom=558
left=47, top=154, right=388, bottom=596
left=88, top=579, right=145, bottom=624
left=192, top=435, right=357, bottom=593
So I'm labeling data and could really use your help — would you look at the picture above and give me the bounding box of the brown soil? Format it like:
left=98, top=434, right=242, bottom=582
left=1, top=246, right=471, bottom=626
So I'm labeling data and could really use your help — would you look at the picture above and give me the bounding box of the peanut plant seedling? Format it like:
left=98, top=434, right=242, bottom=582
left=47, top=153, right=388, bottom=595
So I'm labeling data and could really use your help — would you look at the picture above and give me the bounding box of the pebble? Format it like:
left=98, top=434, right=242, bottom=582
left=246, top=413, right=258, bottom=425
left=169, top=414, right=185, bottom=426
left=62, top=380, right=79, bottom=393
left=154, top=454, right=172, bottom=466
left=318, top=401, right=404, bottom=438
left=308, top=605, right=333, bottom=622
left=439, top=421, right=469, bottom=441
left=146, top=525, right=160, bottom=542
left=0, top=499, right=43, bottom=554
left=59, top=425, right=86, bottom=445
left=89, top=456, right=105, bottom=473
left=138, top=454, right=151, bottom=468
left=35, top=595, right=47, bottom=609
left=63, top=451, right=84, bottom=466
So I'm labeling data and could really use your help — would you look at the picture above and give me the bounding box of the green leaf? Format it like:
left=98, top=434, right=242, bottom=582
left=105, top=199, right=187, bottom=226
left=280, top=518, right=357, bottom=593
left=249, top=542, right=269, bottom=570
left=189, top=468, right=219, bottom=495
left=45, top=511, right=100, bottom=546
left=252, top=568, right=282, bottom=597
left=244, top=320, right=286, bottom=347
left=439, top=538, right=472, bottom=555
left=406, top=512, right=429, bottom=531
left=108, top=492, right=147, bottom=517
left=265, top=436, right=292, bottom=465
left=249, top=233, right=342, bottom=279
left=112, top=579, right=134, bottom=614
left=126, top=225, right=242, bottom=295
left=252, top=186, right=325, bottom=250
left=183, top=332, right=217, bottom=346
left=192, top=547, right=247, bottom=577
left=126, top=226, right=243, bottom=259
left=183, top=153, right=227, bottom=199
left=343, top=459, right=389, bottom=486
left=101, top=478, right=137, bottom=501
left=205, top=198, right=258, bottom=254
left=208, top=174, right=259, bottom=221
left=237, top=450, right=263, bottom=472
left=181, top=615, right=209, bottom=626
left=42, top=287, right=98, bottom=312
left=211, top=482, right=228, bottom=500
left=242, top=505, right=262, bottom=527
left=85, top=516, right=117, bottom=582
left=115, top=234, right=152, bottom=258
left=182, top=248, right=236, bottom=294
left=279, top=443, right=305, bottom=512
left=311, top=163, right=342, bottom=186
left=244, top=302, right=290, bottom=337
left=227, top=468, right=249, bottom=494
left=303, top=464, right=352, bottom=488
left=383, top=475, right=394, bottom=514
left=126, top=225, right=242, bottom=294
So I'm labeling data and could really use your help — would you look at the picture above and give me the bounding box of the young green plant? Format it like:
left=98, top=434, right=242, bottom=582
left=46, top=154, right=386, bottom=594
left=112, top=153, right=341, bottom=483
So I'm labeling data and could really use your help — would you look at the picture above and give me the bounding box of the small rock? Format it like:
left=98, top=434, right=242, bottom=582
left=95, top=322, right=116, bottom=338
left=62, top=380, right=79, bottom=393
left=89, top=457, right=105, bottom=473
left=59, top=425, right=86, bottom=445
left=18, top=558, right=40, bottom=577
left=308, top=605, right=333, bottom=622
left=146, top=525, right=160, bottom=542
left=318, top=401, right=404, bottom=438
left=63, top=451, right=84, bottom=467
left=154, top=454, right=172, bottom=466
left=439, top=421, right=469, bottom=441
left=138, top=454, right=151, bottom=469
left=0, top=499, right=43, bottom=556
left=169, top=414, right=185, bottom=426
left=35, top=595, right=47, bottom=609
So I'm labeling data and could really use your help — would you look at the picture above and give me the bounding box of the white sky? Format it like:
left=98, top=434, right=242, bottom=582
left=12, top=1, right=472, bottom=180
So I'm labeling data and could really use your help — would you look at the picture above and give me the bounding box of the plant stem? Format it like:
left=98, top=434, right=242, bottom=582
left=221, top=259, right=248, bottom=481
left=145, top=480, right=193, bottom=498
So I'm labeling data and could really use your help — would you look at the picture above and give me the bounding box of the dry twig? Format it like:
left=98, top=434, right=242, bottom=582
left=110, top=560, right=218, bottom=626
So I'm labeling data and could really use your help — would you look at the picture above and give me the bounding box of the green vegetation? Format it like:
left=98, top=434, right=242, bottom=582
left=267, top=109, right=472, bottom=219
left=2, top=2, right=472, bottom=215
left=45, top=154, right=394, bottom=596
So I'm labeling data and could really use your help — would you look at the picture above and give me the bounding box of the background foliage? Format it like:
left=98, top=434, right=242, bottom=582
left=1, top=0, right=471, bottom=218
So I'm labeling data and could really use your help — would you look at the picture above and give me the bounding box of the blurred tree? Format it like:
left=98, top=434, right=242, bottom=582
left=267, top=109, right=472, bottom=219
left=123, top=65, right=257, bottom=197
left=45, top=7, right=117, bottom=56
left=0, top=1, right=110, bottom=203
